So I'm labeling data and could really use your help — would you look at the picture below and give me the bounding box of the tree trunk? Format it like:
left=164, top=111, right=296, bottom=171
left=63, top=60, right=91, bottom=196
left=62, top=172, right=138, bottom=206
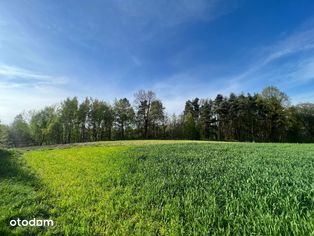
left=121, top=123, right=124, bottom=139
left=144, top=118, right=148, bottom=138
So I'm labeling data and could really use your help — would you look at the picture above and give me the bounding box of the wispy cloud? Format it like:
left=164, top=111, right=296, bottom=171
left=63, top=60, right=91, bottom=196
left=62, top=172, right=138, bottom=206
left=1, top=0, right=314, bottom=122
left=146, top=20, right=314, bottom=114
left=0, top=64, right=75, bottom=124
left=114, top=0, right=237, bottom=27
left=0, top=84, right=72, bottom=124
left=0, top=64, right=70, bottom=86
left=150, top=70, right=241, bottom=115
left=224, top=22, right=314, bottom=92
left=263, top=28, right=314, bottom=65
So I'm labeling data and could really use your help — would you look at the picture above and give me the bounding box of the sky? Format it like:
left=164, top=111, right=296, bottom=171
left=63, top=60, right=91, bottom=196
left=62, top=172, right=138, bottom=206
left=1, top=0, right=314, bottom=123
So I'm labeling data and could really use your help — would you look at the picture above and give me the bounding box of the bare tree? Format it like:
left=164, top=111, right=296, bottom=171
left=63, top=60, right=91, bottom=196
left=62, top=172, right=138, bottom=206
left=134, top=90, right=156, bottom=138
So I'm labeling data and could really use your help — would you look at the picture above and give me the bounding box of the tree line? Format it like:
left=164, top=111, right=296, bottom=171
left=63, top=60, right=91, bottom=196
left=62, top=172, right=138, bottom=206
left=1, top=86, right=314, bottom=147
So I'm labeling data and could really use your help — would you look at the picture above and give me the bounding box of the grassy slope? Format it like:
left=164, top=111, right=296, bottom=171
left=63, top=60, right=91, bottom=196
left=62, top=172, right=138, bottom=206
left=0, top=149, right=51, bottom=236
left=2, top=141, right=314, bottom=235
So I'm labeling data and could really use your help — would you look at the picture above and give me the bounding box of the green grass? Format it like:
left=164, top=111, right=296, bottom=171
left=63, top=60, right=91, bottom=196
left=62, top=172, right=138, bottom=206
left=0, top=149, right=51, bottom=236
left=2, top=141, right=314, bottom=235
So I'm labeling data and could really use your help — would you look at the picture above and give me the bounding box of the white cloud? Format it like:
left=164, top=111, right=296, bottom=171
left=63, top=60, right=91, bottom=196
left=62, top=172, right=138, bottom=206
left=151, top=71, right=241, bottom=115
left=146, top=20, right=314, bottom=114
left=224, top=22, right=314, bottom=91
left=264, top=29, right=314, bottom=64
left=114, top=0, right=238, bottom=27
left=0, top=64, right=69, bottom=85
left=0, top=85, right=72, bottom=124
left=0, top=64, right=74, bottom=124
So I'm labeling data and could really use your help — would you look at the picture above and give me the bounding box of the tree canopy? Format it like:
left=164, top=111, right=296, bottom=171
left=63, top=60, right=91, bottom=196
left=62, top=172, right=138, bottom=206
left=2, top=86, right=314, bottom=147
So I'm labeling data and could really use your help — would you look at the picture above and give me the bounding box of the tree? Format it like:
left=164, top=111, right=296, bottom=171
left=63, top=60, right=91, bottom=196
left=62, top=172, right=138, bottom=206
left=30, top=106, right=58, bottom=145
left=0, top=121, right=9, bottom=147
left=89, top=99, right=114, bottom=141
left=184, top=98, right=200, bottom=120
left=166, top=114, right=184, bottom=139
left=60, top=97, right=79, bottom=143
left=199, top=99, right=215, bottom=139
left=150, top=100, right=165, bottom=138
left=113, top=98, right=135, bottom=139
left=293, top=103, right=314, bottom=142
left=261, top=86, right=290, bottom=107
left=78, top=97, right=91, bottom=142
left=46, top=115, right=63, bottom=144
left=8, top=114, right=33, bottom=147
left=213, top=94, right=228, bottom=140
left=134, top=90, right=158, bottom=138
left=2, top=87, right=314, bottom=145
left=183, top=112, right=199, bottom=140
left=183, top=98, right=201, bottom=140
left=102, top=103, right=114, bottom=140
left=261, top=86, right=291, bottom=141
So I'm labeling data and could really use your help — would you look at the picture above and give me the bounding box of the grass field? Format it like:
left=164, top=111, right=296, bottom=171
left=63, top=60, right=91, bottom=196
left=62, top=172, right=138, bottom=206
left=1, top=141, right=314, bottom=235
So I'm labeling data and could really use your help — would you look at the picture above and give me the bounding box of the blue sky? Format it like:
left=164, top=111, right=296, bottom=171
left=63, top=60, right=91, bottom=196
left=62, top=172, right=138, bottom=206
left=1, top=0, right=314, bottom=123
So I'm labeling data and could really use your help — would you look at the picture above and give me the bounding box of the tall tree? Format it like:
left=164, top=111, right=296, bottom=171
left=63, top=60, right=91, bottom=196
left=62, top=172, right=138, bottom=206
left=8, top=114, right=33, bottom=147
left=60, top=97, right=79, bottom=143
left=213, top=94, right=229, bottom=140
left=2, top=86, right=314, bottom=145
left=0, top=121, right=9, bottom=147
left=150, top=100, right=165, bottom=138
left=102, top=103, right=114, bottom=140
left=166, top=114, right=184, bottom=139
left=294, top=103, right=314, bottom=142
left=199, top=99, right=215, bottom=139
left=90, top=99, right=114, bottom=141
left=261, top=86, right=290, bottom=107
left=261, top=86, right=290, bottom=141
left=113, top=98, right=135, bottom=139
left=78, top=97, right=91, bottom=142
left=134, top=90, right=157, bottom=138
left=30, top=106, right=57, bottom=145
left=183, top=112, right=199, bottom=140
left=184, top=98, right=200, bottom=120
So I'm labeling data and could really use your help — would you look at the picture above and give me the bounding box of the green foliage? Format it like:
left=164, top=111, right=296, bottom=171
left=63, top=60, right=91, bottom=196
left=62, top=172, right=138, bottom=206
left=294, top=103, right=314, bottom=142
left=3, top=87, right=314, bottom=146
left=199, top=99, right=215, bottom=139
left=183, top=112, right=200, bottom=140
left=261, top=85, right=290, bottom=107
left=2, top=141, right=314, bottom=235
left=89, top=98, right=114, bottom=141
left=30, top=106, right=59, bottom=145
left=0, top=123, right=9, bottom=147
left=60, top=97, right=79, bottom=143
left=113, top=98, right=135, bottom=139
left=134, top=90, right=165, bottom=138
left=8, top=114, right=33, bottom=147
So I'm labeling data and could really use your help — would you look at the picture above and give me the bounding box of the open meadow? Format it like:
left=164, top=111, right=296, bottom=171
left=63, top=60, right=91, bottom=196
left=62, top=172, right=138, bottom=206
left=1, top=140, right=314, bottom=235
